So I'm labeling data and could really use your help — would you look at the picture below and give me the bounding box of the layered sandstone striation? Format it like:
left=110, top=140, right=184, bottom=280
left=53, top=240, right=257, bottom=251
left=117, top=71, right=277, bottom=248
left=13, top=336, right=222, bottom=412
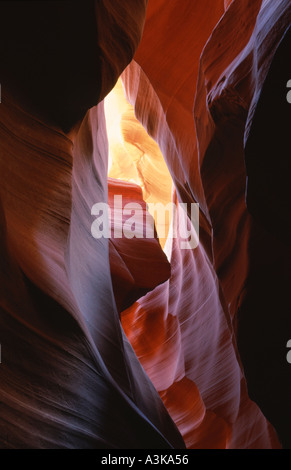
left=121, top=0, right=290, bottom=448
left=0, top=0, right=289, bottom=449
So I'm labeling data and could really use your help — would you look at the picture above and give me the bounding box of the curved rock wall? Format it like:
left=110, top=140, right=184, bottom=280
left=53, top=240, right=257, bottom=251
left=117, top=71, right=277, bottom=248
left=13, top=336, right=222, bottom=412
left=0, top=0, right=289, bottom=449
left=121, top=0, right=290, bottom=448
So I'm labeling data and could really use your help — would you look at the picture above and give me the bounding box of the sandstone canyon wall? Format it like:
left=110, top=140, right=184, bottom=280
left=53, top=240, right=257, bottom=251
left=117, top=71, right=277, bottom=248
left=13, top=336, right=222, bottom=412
left=0, top=0, right=290, bottom=449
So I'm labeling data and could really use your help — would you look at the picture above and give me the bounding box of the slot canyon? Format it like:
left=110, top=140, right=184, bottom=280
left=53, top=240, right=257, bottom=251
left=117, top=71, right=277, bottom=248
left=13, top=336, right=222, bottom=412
left=0, top=0, right=290, bottom=449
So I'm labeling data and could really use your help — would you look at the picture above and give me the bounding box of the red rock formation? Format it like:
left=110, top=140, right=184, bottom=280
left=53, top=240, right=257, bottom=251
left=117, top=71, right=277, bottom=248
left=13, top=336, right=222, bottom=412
left=121, top=0, right=290, bottom=449
left=0, top=1, right=184, bottom=449
left=0, top=0, right=289, bottom=449
left=108, top=177, right=171, bottom=312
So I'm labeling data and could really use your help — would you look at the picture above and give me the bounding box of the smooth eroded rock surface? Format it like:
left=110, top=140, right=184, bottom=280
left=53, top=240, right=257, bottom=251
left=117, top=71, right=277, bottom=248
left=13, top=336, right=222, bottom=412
left=0, top=0, right=289, bottom=449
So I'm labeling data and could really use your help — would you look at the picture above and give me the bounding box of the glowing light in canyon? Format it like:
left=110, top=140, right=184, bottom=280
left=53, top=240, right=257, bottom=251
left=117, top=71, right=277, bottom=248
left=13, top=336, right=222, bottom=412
left=104, top=78, right=173, bottom=249
left=0, top=0, right=290, bottom=451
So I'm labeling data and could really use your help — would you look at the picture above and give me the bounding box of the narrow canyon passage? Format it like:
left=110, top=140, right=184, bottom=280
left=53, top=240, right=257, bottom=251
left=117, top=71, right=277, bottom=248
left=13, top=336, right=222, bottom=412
left=0, top=0, right=290, bottom=450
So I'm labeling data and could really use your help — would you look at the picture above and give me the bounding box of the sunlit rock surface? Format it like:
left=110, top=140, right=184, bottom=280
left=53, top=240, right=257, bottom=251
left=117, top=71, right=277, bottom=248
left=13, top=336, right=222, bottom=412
left=0, top=0, right=290, bottom=449
left=121, top=0, right=290, bottom=448
left=105, top=79, right=173, bottom=248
